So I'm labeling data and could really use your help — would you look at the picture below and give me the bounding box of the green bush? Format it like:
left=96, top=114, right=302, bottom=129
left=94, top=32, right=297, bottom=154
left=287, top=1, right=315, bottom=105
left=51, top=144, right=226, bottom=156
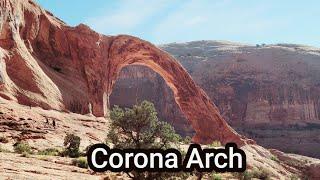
left=290, top=174, right=299, bottom=180
left=13, top=141, right=32, bottom=154
left=0, top=136, right=9, bottom=143
left=209, top=140, right=222, bottom=148
left=236, top=169, right=271, bottom=180
left=270, top=155, right=279, bottom=162
left=183, top=136, right=192, bottom=144
left=38, top=148, right=60, bottom=156
left=236, top=170, right=253, bottom=180
left=72, top=157, right=88, bottom=168
left=251, top=168, right=271, bottom=180
left=63, top=134, right=81, bottom=158
left=211, top=173, right=222, bottom=180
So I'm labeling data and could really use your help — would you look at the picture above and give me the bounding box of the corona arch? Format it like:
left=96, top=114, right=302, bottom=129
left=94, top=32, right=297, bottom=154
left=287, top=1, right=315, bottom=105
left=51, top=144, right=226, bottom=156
left=85, top=35, right=245, bottom=145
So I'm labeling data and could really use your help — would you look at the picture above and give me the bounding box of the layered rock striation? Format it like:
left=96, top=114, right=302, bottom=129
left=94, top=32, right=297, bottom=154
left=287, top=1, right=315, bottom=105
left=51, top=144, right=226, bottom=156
left=111, top=40, right=320, bottom=157
left=0, top=0, right=246, bottom=144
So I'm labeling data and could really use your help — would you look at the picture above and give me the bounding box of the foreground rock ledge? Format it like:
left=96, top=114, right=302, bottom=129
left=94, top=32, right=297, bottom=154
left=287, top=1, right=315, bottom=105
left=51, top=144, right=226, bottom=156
left=0, top=0, right=248, bottom=144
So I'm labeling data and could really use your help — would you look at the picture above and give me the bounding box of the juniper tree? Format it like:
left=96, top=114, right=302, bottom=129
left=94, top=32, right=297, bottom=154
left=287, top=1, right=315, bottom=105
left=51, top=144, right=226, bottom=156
left=107, top=101, right=188, bottom=180
left=63, top=133, right=81, bottom=158
left=108, top=101, right=181, bottom=149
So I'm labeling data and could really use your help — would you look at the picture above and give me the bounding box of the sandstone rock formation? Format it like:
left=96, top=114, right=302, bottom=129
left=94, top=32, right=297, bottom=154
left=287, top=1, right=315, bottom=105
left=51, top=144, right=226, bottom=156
left=109, top=65, right=194, bottom=136
left=1, top=95, right=320, bottom=179
left=0, top=0, right=247, bottom=144
left=110, top=41, right=320, bottom=157
left=1, top=1, right=320, bottom=179
left=161, top=41, right=320, bottom=126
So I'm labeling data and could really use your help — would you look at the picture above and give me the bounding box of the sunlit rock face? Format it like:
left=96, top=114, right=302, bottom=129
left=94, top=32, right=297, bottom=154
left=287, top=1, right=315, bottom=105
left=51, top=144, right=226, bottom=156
left=111, top=40, right=320, bottom=157
left=161, top=41, right=320, bottom=125
left=163, top=42, right=320, bottom=157
left=0, top=0, right=246, bottom=145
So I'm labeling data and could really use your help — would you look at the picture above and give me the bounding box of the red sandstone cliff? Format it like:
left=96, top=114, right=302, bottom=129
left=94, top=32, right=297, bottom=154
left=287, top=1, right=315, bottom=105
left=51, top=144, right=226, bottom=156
left=110, top=41, right=320, bottom=157
left=0, top=0, right=248, bottom=145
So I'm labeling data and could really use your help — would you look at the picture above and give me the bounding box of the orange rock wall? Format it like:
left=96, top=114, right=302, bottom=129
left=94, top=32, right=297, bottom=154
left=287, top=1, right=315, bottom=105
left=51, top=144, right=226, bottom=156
left=0, top=0, right=247, bottom=144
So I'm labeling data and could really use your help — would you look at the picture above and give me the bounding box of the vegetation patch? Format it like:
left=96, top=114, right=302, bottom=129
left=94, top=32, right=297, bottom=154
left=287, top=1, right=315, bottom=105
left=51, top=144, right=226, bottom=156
left=211, top=173, right=222, bottom=180
left=208, top=140, right=222, bottom=148
left=246, top=168, right=271, bottom=180
left=37, top=148, right=61, bottom=156
left=72, top=157, right=88, bottom=169
left=13, top=141, right=33, bottom=154
left=270, top=155, right=279, bottom=162
left=107, top=101, right=190, bottom=179
left=62, top=134, right=81, bottom=158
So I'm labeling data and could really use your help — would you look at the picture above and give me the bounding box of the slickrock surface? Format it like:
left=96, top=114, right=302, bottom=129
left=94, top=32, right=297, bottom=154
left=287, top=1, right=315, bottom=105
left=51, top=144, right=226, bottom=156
left=0, top=152, right=129, bottom=180
left=0, top=98, right=107, bottom=151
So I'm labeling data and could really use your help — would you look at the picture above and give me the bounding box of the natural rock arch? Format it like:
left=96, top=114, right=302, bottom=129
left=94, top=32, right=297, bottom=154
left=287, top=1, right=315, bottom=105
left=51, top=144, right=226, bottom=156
left=0, top=0, right=246, bottom=145
left=85, top=35, right=245, bottom=145
left=109, top=65, right=195, bottom=137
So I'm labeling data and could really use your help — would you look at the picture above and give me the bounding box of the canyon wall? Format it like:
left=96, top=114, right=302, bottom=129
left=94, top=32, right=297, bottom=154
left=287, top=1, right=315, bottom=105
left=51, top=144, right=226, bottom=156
left=110, top=41, right=320, bottom=157
left=161, top=41, right=320, bottom=126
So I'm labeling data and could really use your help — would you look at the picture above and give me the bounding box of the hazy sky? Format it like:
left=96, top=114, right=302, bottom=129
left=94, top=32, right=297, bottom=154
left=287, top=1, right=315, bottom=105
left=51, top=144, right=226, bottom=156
left=36, top=0, right=320, bottom=47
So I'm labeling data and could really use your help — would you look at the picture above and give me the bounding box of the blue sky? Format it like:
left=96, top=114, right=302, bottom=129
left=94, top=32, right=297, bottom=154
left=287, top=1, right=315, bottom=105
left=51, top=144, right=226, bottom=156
left=36, top=0, right=320, bottom=47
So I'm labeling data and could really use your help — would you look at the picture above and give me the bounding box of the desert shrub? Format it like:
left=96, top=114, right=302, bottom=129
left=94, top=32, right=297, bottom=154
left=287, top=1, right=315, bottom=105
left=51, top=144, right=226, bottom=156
left=13, top=141, right=32, bottom=154
left=251, top=168, right=271, bottom=180
left=183, top=136, right=192, bottom=144
left=63, top=134, right=81, bottom=158
left=241, top=170, right=253, bottom=180
left=236, top=169, right=271, bottom=180
left=208, top=140, right=222, bottom=148
left=72, top=157, right=88, bottom=168
left=211, top=173, right=222, bottom=180
left=290, top=174, right=299, bottom=180
left=38, top=148, right=60, bottom=156
left=0, top=136, right=9, bottom=143
left=270, top=155, right=279, bottom=162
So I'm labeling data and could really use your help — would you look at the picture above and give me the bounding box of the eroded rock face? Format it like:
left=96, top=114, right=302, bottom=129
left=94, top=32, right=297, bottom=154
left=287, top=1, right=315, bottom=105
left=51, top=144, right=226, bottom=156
left=110, top=40, right=320, bottom=157
left=110, top=65, right=194, bottom=136
left=0, top=0, right=246, bottom=144
left=161, top=41, right=320, bottom=126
